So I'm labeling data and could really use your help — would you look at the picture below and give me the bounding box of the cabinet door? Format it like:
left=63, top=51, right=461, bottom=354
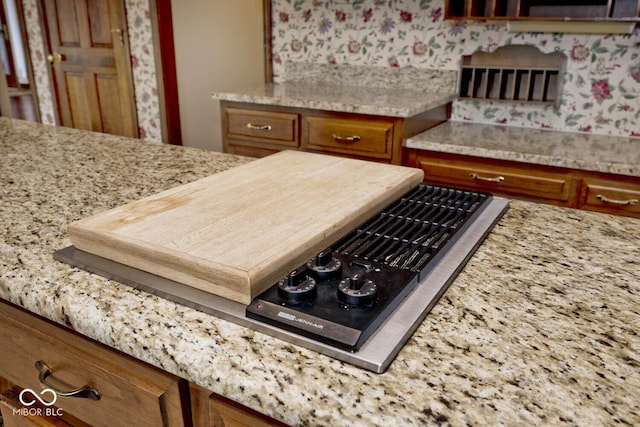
left=189, top=383, right=286, bottom=427
left=0, top=301, right=188, bottom=427
left=579, top=177, right=640, bottom=218
left=446, top=0, right=640, bottom=20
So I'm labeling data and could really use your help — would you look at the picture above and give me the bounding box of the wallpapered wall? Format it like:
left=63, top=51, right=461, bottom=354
left=20, top=0, right=639, bottom=141
left=21, top=0, right=162, bottom=142
left=272, top=0, right=640, bottom=138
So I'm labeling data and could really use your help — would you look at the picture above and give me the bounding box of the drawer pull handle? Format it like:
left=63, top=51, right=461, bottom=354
left=596, top=195, right=639, bottom=206
left=469, top=173, right=505, bottom=183
left=331, top=134, right=361, bottom=143
left=246, top=123, right=272, bottom=131
left=35, top=361, right=101, bottom=400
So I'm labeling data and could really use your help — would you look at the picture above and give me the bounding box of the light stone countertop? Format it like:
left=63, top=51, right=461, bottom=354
left=1, top=118, right=639, bottom=426
left=212, top=63, right=458, bottom=118
left=212, top=81, right=456, bottom=117
left=406, top=121, right=640, bottom=177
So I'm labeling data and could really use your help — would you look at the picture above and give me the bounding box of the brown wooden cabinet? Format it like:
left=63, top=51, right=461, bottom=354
left=579, top=177, right=640, bottom=217
left=445, top=0, right=640, bottom=21
left=0, top=300, right=189, bottom=427
left=189, top=384, right=286, bottom=427
left=221, top=101, right=451, bottom=165
left=301, top=115, right=396, bottom=161
left=406, top=149, right=578, bottom=206
left=225, top=107, right=299, bottom=157
left=405, top=148, right=640, bottom=218
left=0, top=300, right=284, bottom=427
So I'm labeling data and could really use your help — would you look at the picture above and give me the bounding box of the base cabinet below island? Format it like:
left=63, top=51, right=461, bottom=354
left=221, top=101, right=451, bottom=165
left=0, top=300, right=285, bottom=427
left=404, top=149, right=640, bottom=219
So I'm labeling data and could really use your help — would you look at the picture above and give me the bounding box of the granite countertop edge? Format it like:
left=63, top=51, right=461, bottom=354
left=409, top=140, right=640, bottom=176
left=406, top=121, right=640, bottom=177
left=211, top=82, right=456, bottom=118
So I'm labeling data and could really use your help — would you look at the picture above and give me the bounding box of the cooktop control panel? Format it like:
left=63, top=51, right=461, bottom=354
left=246, top=183, right=491, bottom=352
left=246, top=250, right=418, bottom=351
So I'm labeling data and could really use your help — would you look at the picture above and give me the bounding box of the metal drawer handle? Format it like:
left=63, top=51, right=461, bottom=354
left=469, top=173, right=505, bottom=183
left=596, top=195, right=639, bottom=206
left=246, top=123, right=272, bottom=131
left=35, top=361, right=101, bottom=400
left=331, top=134, right=361, bottom=143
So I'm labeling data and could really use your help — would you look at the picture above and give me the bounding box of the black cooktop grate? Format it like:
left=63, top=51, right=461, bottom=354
left=334, top=184, right=489, bottom=273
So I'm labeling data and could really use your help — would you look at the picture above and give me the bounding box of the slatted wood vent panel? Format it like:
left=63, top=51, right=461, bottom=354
left=458, top=45, right=566, bottom=105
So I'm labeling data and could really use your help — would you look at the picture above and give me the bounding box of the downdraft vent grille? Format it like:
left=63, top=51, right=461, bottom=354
left=334, top=184, right=489, bottom=273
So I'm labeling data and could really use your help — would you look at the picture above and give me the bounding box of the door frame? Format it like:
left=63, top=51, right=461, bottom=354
left=0, top=53, right=10, bottom=116
left=1, top=0, right=39, bottom=121
left=150, top=0, right=181, bottom=145
left=0, top=4, right=18, bottom=87
left=263, top=0, right=273, bottom=83
left=149, top=0, right=273, bottom=145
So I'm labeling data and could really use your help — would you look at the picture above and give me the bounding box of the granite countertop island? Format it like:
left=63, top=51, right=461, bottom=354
left=1, top=118, right=639, bottom=426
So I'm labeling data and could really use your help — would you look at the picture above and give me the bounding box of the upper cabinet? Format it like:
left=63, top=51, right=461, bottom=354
left=445, top=0, right=640, bottom=21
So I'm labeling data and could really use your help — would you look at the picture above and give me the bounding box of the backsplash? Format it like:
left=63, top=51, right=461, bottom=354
left=272, top=0, right=640, bottom=138
left=284, top=61, right=457, bottom=91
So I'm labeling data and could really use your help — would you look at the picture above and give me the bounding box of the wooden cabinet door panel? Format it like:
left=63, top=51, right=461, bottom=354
left=224, top=141, right=284, bottom=158
left=445, top=0, right=640, bottom=20
left=189, top=383, right=287, bottom=427
left=0, top=301, right=188, bottom=427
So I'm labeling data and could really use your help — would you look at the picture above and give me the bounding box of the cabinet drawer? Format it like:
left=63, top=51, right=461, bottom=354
left=226, top=108, right=298, bottom=146
left=302, top=116, right=394, bottom=160
left=0, top=301, right=187, bottom=427
left=580, top=178, right=640, bottom=217
left=417, top=158, right=573, bottom=202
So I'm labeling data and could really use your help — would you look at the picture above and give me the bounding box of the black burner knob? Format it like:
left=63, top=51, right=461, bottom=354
left=307, top=249, right=342, bottom=281
left=337, top=273, right=377, bottom=307
left=277, top=266, right=317, bottom=304
left=348, top=274, right=363, bottom=289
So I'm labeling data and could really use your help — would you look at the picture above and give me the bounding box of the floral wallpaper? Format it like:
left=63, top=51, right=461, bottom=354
left=21, top=0, right=55, bottom=126
left=124, top=0, right=162, bottom=142
left=20, top=0, right=162, bottom=142
left=272, top=0, right=640, bottom=138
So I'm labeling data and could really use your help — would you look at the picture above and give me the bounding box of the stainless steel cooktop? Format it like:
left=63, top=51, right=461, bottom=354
left=54, top=184, right=508, bottom=373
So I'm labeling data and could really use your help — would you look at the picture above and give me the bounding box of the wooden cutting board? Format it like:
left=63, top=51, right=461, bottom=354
left=68, top=151, right=424, bottom=304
